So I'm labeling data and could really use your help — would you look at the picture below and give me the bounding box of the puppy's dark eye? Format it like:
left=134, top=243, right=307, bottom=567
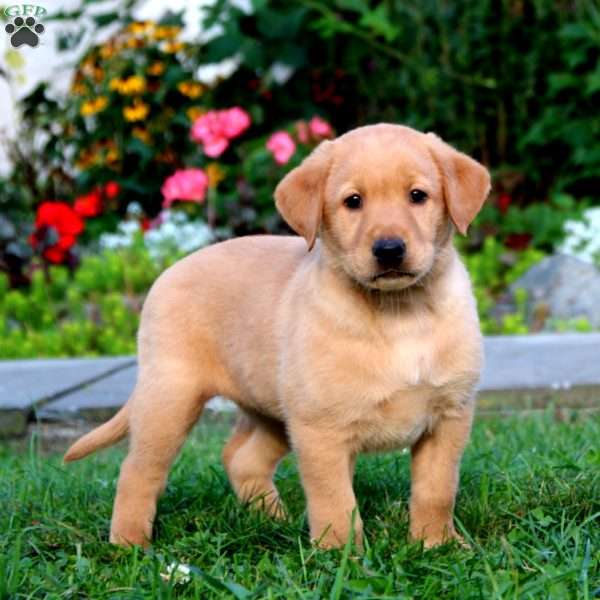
left=344, top=194, right=362, bottom=210
left=410, top=189, right=428, bottom=204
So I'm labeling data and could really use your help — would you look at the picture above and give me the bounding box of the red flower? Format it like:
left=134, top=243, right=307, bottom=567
left=104, top=181, right=121, bottom=199
left=74, top=189, right=103, bottom=217
left=30, top=201, right=84, bottom=263
left=505, top=233, right=532, bottom=251
left=497, top=193, right=512, bottom=214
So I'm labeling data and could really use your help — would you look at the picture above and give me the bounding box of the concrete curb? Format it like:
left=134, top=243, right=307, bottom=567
left=1, top=333, right=599, bottom=437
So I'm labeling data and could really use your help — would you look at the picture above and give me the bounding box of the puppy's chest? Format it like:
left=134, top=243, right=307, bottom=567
left=346, top=327, right=474, bottom=452
left=375, top=322, right=461, bottom=392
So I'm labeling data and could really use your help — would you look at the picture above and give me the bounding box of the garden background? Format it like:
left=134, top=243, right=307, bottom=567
left=1, top=0, right=600, bottom=358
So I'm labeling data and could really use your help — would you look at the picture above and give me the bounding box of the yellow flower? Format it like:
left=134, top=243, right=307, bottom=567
left=99, top=43, right=117, bottom=59
left=76, top=147, right=99, bottom=169
left=147, top=61, right=165, bottom=76
left=81, top=57, right=96, bottom=77
left=123, top=100, right=150, bottom=122
left=106, top=147, right=119, bottom=164
left=127, top=21, right=155, bottom=36
left=206, top=163, right=225, bottom=188
left=109, top=77, right=122, bottom=91
left=80, top=96, right=108, bottom=117
left=71, top=81, right=87, bottom=95
left=132, top=127, right=151, bottom=143
left=109, top=76, right=147, bottom=95
left=77, top=140, right=119, bottom=169
left=161, top=40, right=184, bottom=54
left=186, top=106, right=206, bottom=122
left=153, top=25, right=181, bottom=40
left=126, top=37, right=146, bottom=49
left=177, top=81, right=204, bottom=99
left=93, top=67, right=104, bottom=82
left=124, top=75, right=146, bottom=94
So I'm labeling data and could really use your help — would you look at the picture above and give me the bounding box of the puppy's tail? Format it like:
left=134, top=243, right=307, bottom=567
left=63, top=402, right=130, bottom=463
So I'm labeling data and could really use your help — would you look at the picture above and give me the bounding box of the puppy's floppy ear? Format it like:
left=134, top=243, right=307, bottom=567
left=425, top=133, right=491, bottom=235
left=274, top=141, right=333, bottom=250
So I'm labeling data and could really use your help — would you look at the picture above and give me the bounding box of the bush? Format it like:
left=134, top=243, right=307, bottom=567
left=0, top=1, right=598, bottom=357
left=0, top=234, right=540, bottom=359
left=4, top=1, right=599, bottom=241
left=0, top=244, right=165, bottom=359
left=204, top=0, right=600, bottom=205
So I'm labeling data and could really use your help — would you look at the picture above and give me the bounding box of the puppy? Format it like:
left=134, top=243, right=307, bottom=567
left=65, top=124, right=490, bottom=550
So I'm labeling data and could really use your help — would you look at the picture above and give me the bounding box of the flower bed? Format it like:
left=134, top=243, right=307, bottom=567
left=1, top=5, right=599, bottom=357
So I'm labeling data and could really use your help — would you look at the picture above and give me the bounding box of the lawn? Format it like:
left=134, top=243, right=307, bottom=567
left=1, top=411, right=598, bottom=599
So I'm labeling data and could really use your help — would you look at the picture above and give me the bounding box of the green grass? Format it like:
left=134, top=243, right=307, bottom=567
left=1, top=411, right=599, bottom=599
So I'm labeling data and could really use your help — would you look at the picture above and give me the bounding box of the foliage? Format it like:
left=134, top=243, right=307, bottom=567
left=1, top=0, right=599, bottom=357
left=3, top=231, right=591, bottom=359
left=3, top=0, right=599, bottom=245
left=0, top=206, right=223, bottom=359
left=0, top=242, right=164, bottom=358
left=18, top=18, right=205, bottom=218
left=461, top=237, right=546, bottom=334
left=1, top=412, right=598, bottom=597
left=203, top=0, right=600, bottom=207
left=0, top=212, right=32, bottom=288
left=475, top=192, right=586, bottom=251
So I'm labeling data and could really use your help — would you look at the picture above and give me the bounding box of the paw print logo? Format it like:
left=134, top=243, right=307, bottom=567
left=5, top=16, right=45, bottom=48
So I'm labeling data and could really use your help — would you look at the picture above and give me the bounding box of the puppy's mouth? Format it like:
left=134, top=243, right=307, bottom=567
left=372, top=269, right=417, bottom=281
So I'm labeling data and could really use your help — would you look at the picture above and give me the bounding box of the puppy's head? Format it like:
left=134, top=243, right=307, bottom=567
left=275, top=124, right=490, bottom=291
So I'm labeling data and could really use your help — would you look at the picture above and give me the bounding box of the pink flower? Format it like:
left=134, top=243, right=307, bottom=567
left=220, top=107, right=251, bottom=138
left=266, top=131, right=296, bottom=165
left=161, top=168, right=209, bottom=208
left=191, top=112, right=229, bottom=157
left=190, top=107, right=251, bottom=158
left=309, top=116, right=333, bottom=139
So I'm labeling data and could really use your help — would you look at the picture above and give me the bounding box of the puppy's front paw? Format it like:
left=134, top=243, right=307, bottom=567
left=412, top=523, right=469, bottom=550
left=310, top=518, right=364, bottom=551
left=423, top=530, right=469, bottom=550
left=249, top=493, right=287, bottom=521
left=110, top=519, right=152, bottom=548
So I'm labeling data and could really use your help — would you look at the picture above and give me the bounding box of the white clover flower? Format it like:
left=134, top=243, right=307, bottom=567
left=119, top=220, right=141, bottom=236
left=144, top=210, right=213, bottom=260
left=99, top=210, right=213, bottom=261
left=160, top=562, right=192, bottom=584
left=126, top=202, right=143, bottom=217
left=560, top=207, right=600, bottom=264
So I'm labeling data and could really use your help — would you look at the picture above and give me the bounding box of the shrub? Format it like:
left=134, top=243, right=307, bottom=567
left=5, top=1, right=598, bottom=244
left=0, top=223, right=207, bottom=358
left=204, top=0, right=600, bottom=204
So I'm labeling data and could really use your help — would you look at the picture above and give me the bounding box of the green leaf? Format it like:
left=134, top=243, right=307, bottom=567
left=256, top=7, right=307, bottom=40
left=585, top=65, right=600, bottom=94
left=278, top=43, right=307, bottom=69
left=334, top=0, right=369, bottom=13
left=358, top=5, right=400, bottom=43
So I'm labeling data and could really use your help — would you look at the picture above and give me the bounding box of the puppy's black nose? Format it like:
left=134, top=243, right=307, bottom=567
left=372, top=238, right=406, bottom=265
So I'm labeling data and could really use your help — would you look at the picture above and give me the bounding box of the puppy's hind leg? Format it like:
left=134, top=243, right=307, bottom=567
left=110, top=363, right=210, bottom=546
left=223, top=412, right=290, bottom=519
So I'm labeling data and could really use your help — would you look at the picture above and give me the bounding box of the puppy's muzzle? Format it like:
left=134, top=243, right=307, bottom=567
left=372, top=238, right=406, bottom=268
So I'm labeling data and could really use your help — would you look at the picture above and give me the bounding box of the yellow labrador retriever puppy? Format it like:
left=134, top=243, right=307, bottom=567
left=65, top=124, right=490, bottom=550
